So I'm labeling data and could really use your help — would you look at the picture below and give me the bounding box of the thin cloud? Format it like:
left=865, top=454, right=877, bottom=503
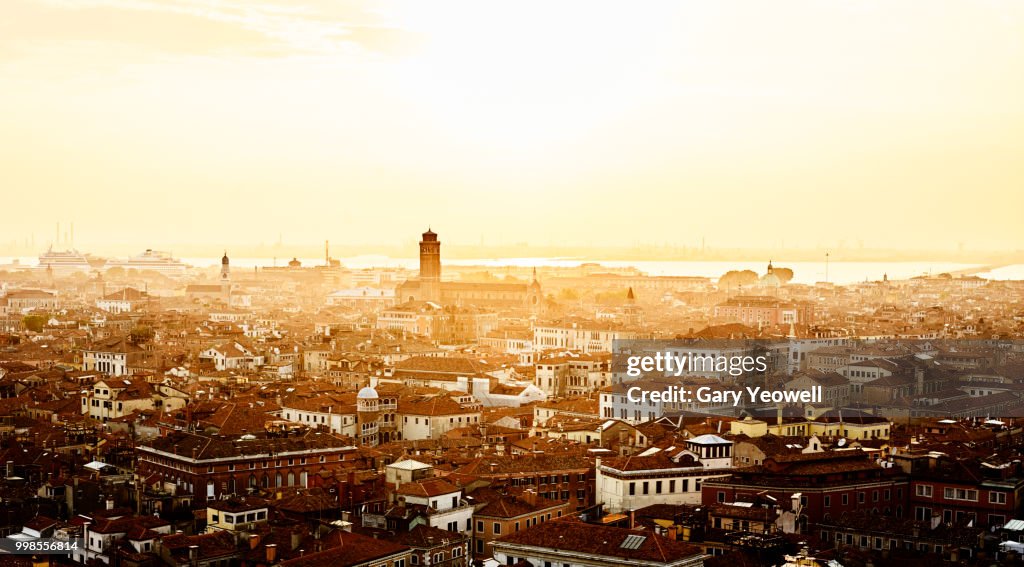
left=3, top=0, right=418, bottom=59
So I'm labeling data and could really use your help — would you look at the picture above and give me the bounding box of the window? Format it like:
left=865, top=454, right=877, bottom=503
left=493, top=523, right=501, bottom=535
left=824, top=495, right=831, bottom=508
left=842, top=494, right=849, bottom=505
left=943, top=488, right=978, bottom=502
left=990, top=492, right=1008, bottom=504
left=717, top=491, right=726, bottom=503
left=629, top=482, right=636, bottom=496
left=669, top=480, right=676, bottom=493
left=476, top=521, right=483, bottom=532
left=916, top=485, right=933, bottom=497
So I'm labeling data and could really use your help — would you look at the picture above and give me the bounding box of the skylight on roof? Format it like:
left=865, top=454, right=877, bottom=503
left=620, top=535, right=646, bottom=549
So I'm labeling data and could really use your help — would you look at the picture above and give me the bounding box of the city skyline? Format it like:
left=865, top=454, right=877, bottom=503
left=5, top=3, right=1024, bottom=566
left=3, top=0, right=1023, bottom=251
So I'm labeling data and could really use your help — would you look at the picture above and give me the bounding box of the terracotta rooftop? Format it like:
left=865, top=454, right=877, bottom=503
left=494, top=516, right=703, bottom=564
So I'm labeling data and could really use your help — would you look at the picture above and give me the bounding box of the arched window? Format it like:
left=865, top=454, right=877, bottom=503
left=275, top=473, right=283, bottom=487
left=287, top=472, right=295, bottom=486
left=261, top=474, right=269, bottom=488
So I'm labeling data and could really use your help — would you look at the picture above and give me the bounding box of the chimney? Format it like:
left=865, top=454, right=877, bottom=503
left=188, top=545, right=198, bottom=562
left=249, top=534, right=260, bottom=550
left=522, top=489, right=537, bottom=507
left=629, top=509, right=636, bottom=529
left=106, top=498, right=114, bottom=510
left=266, top=544, right=277, bottom=563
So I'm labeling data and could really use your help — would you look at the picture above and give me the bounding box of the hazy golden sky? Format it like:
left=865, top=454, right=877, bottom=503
left=1, top=0, right=1022, bottom=252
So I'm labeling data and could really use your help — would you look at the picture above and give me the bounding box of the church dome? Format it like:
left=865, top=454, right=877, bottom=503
left=221, top=252, right=229, bottom=265
left=357, top=386, right=379, bottom=400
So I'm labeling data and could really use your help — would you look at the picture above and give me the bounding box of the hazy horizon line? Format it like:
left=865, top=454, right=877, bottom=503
left=3, top=241, right=1023, bottom=264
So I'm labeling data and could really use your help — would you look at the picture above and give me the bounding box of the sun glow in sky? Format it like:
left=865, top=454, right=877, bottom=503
left=1, top=0, right=1022, bottom=252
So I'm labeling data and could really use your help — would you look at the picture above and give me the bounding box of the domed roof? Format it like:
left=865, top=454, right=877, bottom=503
left=357, top=386, right=379, bottom=400
left=761, top=272, right=781, bottom=287
left=221, top=251, right=229, bottom=265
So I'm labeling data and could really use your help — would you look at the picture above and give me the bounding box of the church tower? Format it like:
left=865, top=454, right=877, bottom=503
left=419, top=229, right=441, bottom=303
left=527, top=267, right=542, bottom=316
left=220, top=251, right=231, bottom=303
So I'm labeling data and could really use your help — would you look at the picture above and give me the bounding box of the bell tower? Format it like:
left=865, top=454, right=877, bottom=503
left=220, top=251, right=231, bottom=303
left=419, top=229, right=441, bottom=303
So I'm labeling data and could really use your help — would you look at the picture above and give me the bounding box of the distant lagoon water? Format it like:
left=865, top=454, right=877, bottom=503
left=6, top=254, right=1023, bottom=286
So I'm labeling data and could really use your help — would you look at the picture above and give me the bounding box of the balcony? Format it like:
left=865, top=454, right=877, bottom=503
left=427, top=500, right=474, bottom=519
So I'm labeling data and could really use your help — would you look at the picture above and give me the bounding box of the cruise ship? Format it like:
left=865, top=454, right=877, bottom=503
left=103, top=249, right=189, bottom=277
left=37, top=247, right=94, bottom=275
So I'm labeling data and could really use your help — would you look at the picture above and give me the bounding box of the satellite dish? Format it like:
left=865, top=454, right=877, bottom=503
left=837, top=439, right=847, bottom=447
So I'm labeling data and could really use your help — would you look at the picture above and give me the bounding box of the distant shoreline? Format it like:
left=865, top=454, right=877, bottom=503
left=1, top=244, right=1022, bottom=265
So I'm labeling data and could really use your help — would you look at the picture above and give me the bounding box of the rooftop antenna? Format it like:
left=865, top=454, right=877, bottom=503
left=825, top=251, right=830, bottom=284
left=325, top=240, right=330, bottom=266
